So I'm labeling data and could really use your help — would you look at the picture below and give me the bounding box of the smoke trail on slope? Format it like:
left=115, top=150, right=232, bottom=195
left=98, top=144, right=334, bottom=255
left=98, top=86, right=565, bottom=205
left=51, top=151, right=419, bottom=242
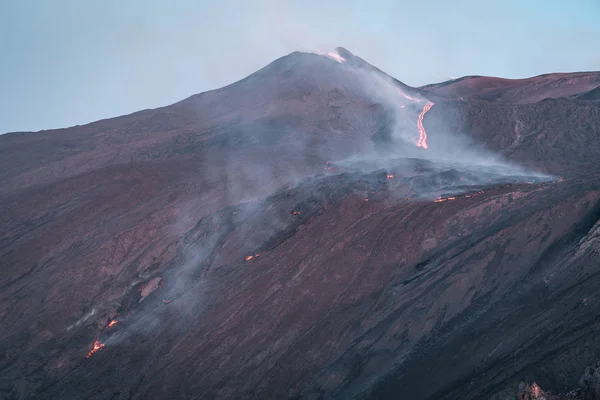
left=305, top=49, right=555, bottom=197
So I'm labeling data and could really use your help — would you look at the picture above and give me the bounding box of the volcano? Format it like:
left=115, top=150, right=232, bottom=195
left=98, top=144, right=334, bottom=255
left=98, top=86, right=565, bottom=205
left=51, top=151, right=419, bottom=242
left=1, top=47, right=600, bottom=400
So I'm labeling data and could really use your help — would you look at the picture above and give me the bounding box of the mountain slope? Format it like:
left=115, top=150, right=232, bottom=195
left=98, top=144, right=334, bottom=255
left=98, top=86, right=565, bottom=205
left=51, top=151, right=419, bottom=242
left=1, top=49, right=600, bottom=400
left=421, top=72, right=600, bottom=103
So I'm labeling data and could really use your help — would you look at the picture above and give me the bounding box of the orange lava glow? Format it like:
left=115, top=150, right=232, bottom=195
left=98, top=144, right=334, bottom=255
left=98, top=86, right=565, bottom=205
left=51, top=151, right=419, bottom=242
left=434, top=190, right=486, bottom=203
left=464, top=190, right=485, bottom=198
left=395, top=89, right=434, bottom=149
left=386, top=174, right=394, bottom=179
left=416, top=102, right=434, bottom=149
left=397, top=89, right=421, bottom=103
left=86, top=340, right=105, bottom=358
left=433, top=196, right=457, bottom=203
left=291, top=211, right=301, bottom=215
left=106, top=320, right=118, bottom=328
left=245, top=253, right=263, bottom=261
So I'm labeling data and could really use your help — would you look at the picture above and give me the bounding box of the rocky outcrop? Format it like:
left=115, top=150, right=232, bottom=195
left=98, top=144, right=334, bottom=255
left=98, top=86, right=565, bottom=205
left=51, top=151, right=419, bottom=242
left=517, top=362, right=600, bottom=400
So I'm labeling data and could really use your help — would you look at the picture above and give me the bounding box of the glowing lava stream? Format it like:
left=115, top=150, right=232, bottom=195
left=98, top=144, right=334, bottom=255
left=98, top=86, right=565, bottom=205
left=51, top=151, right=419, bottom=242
left=397, top=89, right=421, bottom=103
left=245, top=252, right=263, bottom=261
left=433, top=196, right=456, bottom=203
left=106, top=320, right=118, bottom=328
left=396, top=89, right=435, bottom=149
left=433, top=191, right=486, bottom=203
left=86, top=340, right=105, bottom=358
left=416, top=102, right=434, bottom=149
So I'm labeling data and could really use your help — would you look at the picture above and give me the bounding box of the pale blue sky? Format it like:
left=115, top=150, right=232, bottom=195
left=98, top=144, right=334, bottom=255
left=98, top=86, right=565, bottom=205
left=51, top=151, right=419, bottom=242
left=1, top=0, right=599, bottom=133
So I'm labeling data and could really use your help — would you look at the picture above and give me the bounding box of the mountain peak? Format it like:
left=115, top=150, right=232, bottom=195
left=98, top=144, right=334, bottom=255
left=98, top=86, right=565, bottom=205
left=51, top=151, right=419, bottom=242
left=334, top=46, right=354, bottom=59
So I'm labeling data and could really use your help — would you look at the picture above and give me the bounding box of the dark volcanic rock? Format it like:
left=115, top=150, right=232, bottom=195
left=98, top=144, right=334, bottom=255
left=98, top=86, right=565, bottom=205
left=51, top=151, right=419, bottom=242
left=515, top=362, right=600, bottom=399
left=421, top=72, right=600, bottom=103
left=577, top=85, right=600, bottom=101
left=1, top=48, right=600, bottom=399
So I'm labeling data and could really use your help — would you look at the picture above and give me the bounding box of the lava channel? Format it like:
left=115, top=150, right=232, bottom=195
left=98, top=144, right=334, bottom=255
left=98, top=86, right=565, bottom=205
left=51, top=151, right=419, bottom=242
left=106, top=320, right=118, bottom=328
left=86, top=340, right=105, bottom=358
left=396, top=88, right=434, bottom=149
left=417, top=102, right=434, bottom=149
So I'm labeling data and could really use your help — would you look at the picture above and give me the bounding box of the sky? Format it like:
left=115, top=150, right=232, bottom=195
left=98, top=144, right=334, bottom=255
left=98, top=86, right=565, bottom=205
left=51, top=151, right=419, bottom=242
left=1, top=0, right=599, bottom=134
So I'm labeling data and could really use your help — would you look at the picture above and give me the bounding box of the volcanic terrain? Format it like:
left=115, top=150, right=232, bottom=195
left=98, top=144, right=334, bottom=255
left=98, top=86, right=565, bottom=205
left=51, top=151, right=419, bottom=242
left=1, top=48, right=600, bottom=399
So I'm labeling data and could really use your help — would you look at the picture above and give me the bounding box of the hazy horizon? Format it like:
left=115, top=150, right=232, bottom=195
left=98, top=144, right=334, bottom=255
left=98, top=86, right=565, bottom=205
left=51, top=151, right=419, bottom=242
left=1, top=0, right=599, bottom=134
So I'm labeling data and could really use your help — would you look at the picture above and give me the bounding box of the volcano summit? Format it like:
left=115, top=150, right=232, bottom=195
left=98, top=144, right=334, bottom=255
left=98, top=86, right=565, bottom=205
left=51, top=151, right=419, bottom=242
left=1, top=48, right=600, bottom=400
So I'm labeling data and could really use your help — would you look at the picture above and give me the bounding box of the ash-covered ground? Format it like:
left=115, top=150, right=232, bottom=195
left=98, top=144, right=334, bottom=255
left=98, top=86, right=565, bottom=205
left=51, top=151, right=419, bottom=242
left=1, top=48, right=600, bottom=399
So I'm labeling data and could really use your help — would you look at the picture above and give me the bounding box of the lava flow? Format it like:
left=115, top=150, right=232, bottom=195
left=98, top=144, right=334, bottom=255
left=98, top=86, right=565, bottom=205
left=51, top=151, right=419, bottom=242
left=433, top=196, right=457, bottom=203
left=86, top=340, right=105, bottom=358
left=386, top=174, right=394, bottom=179
left=397, top=88, right=421, bottom=103
left=106, top=320, right=118, bottom=328
left=465, top=190, right=485, bottom=198
left=396, top=88, right=434, bottom=149
left=434, top=190, right=486, bottom=203
left=416, top=102, right=434, bottom=149
left=245, top=253, right=263, bottom=262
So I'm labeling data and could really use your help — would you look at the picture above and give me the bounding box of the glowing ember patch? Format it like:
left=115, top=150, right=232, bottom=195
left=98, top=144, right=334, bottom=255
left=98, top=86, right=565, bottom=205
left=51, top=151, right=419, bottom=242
left=291, top=211, right=301, bottom=215
left=86, top=340, right=105, bottom=358
left=245, top=253, right=263, bottom=262
left=433, top=196, right=457, bottom=203
left=465, top=190, right=485, bottom=198
left=106, top=320, right=118, bottom=328
left=416, top=102, right=434, bottom=149
left=386, top=174, right=394, bottom=179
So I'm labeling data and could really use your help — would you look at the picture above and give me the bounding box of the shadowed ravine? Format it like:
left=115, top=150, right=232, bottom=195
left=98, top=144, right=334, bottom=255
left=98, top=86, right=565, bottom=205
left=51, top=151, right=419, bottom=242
left=1, top=48, right=600, bottom=399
